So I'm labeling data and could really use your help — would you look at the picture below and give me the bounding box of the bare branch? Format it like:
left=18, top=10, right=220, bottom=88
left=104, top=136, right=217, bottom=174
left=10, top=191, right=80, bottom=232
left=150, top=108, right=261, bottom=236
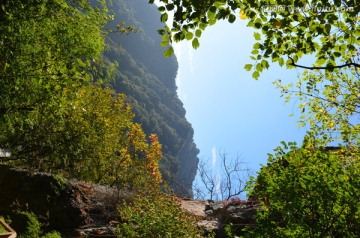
left=219, top=153, right=251, bottom=200
left=195, top=152, right=252, bottom=201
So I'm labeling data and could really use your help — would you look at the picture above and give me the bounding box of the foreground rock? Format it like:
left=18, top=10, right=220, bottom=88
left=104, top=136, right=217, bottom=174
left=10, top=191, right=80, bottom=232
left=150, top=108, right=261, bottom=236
left=180, top=198, right=258, bottom=237
left=0, top=165, right=126, bottom=237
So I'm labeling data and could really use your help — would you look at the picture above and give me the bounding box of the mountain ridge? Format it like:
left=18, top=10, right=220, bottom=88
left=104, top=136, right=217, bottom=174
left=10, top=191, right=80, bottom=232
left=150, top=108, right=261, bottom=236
left=104, top=0, right=199, bottom=196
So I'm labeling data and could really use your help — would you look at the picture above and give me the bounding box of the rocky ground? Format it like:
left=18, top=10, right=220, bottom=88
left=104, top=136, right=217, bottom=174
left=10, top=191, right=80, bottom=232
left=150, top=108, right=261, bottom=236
left=181, top=198, right=258, bottom=237
left=0, top=165, right=257, bottom=237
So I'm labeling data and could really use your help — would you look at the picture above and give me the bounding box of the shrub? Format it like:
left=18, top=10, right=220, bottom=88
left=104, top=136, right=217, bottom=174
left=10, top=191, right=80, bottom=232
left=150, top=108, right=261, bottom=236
left=246, top=143, right=360, bottom=237
left=16, top=212, right=61, bottom=238
left=116, top=192, right=201, bottom=238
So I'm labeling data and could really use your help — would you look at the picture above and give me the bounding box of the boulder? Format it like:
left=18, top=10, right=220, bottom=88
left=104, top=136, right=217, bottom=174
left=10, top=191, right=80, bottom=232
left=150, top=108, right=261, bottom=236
left=181, top=198, right=258, bottom=237
left=0, top=165, right=122, bottom=236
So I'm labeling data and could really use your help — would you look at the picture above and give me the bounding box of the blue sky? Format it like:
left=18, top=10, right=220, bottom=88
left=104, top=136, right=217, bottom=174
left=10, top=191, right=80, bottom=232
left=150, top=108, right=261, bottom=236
left=173, top=19, right=308, bottom=185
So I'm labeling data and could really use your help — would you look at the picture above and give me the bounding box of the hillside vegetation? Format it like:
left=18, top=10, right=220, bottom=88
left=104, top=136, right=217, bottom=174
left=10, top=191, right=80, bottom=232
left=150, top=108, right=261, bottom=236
left=0, top=0, right=203, bottom=236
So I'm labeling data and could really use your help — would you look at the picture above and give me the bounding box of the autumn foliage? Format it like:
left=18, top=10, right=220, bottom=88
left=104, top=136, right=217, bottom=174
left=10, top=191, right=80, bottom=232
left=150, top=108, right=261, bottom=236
left=147, top=134, right=163, bottom=183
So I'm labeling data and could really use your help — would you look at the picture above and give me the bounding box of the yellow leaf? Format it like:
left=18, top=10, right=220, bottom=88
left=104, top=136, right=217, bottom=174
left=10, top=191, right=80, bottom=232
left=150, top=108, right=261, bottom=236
left=239, top=10, right=247, bottom=20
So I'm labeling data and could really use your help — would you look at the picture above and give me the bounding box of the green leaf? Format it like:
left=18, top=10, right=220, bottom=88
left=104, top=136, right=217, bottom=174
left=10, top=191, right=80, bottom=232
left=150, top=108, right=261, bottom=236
left=254, top=22, right=262, bottom=29
left=161, top=34, right=169, bottom=42
left=214, top=2, right=226, bottom=8
left=163, top=47, right=174, bottom=57
left=166, top=4, right=174, bottom=11
left=160, top=13, right=168, bottom=23
left=254, top=32, right=261, bottom=40
left=253, top=43, right=260, bottom=49
left=209, top=6, right=217, bottom=13
left=158, top=6, right=165, bottom=12
left=261, top=60, right=269, bottom=69
left=252, top=71, right=260, bottom=79
left=278, top=58, right=284, bottom=66
left=160, top=40, right=168, bottom=47
left=256, top=63, right=262, bottom=72
left=244, top=64, right=253, bottom=71
left=192, top=38, right=200, bottom=49
left=195, top=29, right=202, bottom=38
left=207, top=7, right=216, bottom=20
left=209, top=18, right=217, bottom=25
left=185, top=32, right=193, bottom=40
left=315, top=58, right=326, bottom=66
left=228, top=14, right=236, bottom=23
left=324, top=24, right=331, bottom=34
left=251, top=49, right=259, bottom=55
left=199, top=23, right=206, bottom=30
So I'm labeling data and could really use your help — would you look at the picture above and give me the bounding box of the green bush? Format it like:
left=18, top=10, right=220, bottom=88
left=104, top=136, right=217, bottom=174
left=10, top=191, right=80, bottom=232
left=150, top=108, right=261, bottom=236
left=17, top=212, right=61, bottom=238
left=246, top=143, right=360, bottom=237
left=116, top=193, right=201, bottom=238
left=40, top=231, right=62, bottom=238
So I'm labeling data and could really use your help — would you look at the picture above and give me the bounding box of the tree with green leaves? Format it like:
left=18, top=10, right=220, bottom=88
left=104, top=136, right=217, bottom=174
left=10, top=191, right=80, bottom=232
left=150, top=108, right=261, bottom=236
left=0, top=0, right=165, bottom=191
left=0, top=0, right=110, bottom=112
left=0, top=0, right=111, bottom=160
left=152, top=0, right=358, bottom=72
left=151, top=0, right=360, bottom=236
left=151, top=0, right=360, bottom=146
left=246, top=141, right=360, bottom=237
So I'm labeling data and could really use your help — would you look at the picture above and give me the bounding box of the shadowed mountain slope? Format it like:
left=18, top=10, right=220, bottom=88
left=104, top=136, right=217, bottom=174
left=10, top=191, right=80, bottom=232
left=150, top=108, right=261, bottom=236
left=104, top=0, right=199, bottom=196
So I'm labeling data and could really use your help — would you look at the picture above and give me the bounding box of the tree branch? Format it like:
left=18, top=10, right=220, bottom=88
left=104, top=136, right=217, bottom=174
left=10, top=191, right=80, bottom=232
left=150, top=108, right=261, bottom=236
left=288, top=56, right=360, bottom=70
left=285, top=89, right=360, bottom=114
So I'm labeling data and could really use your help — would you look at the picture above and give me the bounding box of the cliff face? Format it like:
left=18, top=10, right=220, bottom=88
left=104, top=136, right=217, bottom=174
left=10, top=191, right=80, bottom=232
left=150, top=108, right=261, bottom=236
left=104, top=0, right=199, bottom=196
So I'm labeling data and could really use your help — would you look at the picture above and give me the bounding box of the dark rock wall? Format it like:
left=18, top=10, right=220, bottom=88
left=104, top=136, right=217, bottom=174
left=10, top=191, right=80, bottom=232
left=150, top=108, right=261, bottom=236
left=0, top=165, right=119, bottom=235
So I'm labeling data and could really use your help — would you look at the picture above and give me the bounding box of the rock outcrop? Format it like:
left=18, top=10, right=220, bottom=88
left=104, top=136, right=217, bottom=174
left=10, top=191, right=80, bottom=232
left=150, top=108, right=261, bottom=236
left=0, top=165, right=258, bottom=237
left=0, top=165, right=123, bottom=237
left=180, top=198, right=258, bottom=237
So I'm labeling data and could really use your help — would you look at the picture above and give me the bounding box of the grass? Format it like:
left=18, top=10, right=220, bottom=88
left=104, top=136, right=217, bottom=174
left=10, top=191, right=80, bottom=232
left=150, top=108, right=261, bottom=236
left=0, top=217, right=8, bottom=233
left=0, top=225, right=6, bottom=233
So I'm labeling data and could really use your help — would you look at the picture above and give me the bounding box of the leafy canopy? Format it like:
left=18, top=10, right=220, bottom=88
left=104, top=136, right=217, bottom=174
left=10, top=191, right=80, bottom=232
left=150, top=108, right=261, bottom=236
left=151, top=1, right=360, bottom=236
left=247, top=142, right=360, bottom=237
left=151, top=0, right=359, bottom=77
left=151, top=0, right=360, bottom=145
